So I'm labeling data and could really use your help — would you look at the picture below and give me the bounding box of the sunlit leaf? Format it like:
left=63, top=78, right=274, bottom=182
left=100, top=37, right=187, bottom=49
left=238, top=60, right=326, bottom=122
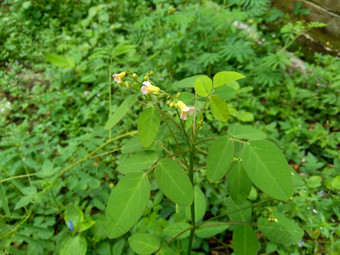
left=194, top=76, right=212, bottom=97
left=105, top=172, right=150, bottom=238
left=207, top=137, right=233, bottom=182
left=138, top=107, right=161, bottom=147
left=209, top=96, right=229, bottom=122
left=242, top=140, right=293, bottom=201
left=117, top=150, right=158, bottom=174
left=128, top=233, right=160, bottom=255
left=104, top=95, right=138, bottom=130
left=213, top=71, right=245, bottom=88
left=155, top=159, right=193, bottom=205
left=228, top=124, right=267, bottom=140
left=257, top=212, right=304, bottom=244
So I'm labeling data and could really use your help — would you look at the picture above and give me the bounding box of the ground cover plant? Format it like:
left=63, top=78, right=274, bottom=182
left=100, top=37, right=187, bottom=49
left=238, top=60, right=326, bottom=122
left=0, top=0, right=339, bottom=254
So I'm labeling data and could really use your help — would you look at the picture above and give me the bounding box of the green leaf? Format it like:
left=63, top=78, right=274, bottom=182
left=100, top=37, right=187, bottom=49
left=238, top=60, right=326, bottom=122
left=237, top=111, right=254, bottom=122
left=104, top=95, right=138, bottom=130
left=79, top=218, right=95, bottom=232
left=0, top=184, right=10, bottom=216
left=209, top=96, right=229, bottom=122
left=228, top=124, right=267, bottom=140
left=163, top=222, right=191, bottom=239
left=233, top=225, right=258, bottom=255
left=206, top=137, right=234, bottom=182
left=155, top=158, right=193, bottom=205
left=196, top=221, right=229, bottom=238
left=194, top=76, right=212, bottom=97
left=117, top=151, right=158, bottom=174
left=241, top=140, right=293, bottom=201
left=36, top=159, right=58, bottom=178
left=64, top=205, right=84, bottom=229
left=138, top=107, right=161, bottom=147
left=45, top=54, right=75, bottom=68
left=128, top=233, right=160, bottom=255
left=112, top=239, right=125, bottom=255
left=173, top=75, right=204, bottom=89
left=105, top=172, right=150, bottom=238
left=257, top=212, right=304, bottom=244
left=227, top=161, right=252, bottom=205
left=178, top=92, right=194, bottom=105
left=213, top=86, right=237, bottom=99
left=225, top=198, right=252, bottom=222
left=60, top=235, right=87, bottom=255
left=185, top=186, right=206, bottom=221
left=213, top=71, right=245, bottom=88
left=121, top=136, right=143, bottom=154
left=14, top=195, right=34, bottom=210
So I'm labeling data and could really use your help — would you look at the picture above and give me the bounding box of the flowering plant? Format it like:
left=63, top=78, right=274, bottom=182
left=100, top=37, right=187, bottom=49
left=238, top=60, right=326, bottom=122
left=96, top=70, right=303, bottom=254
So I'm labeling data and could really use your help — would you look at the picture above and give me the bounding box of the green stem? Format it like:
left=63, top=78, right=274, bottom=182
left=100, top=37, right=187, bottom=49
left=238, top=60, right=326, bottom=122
left=187, top=145, right=195, bottom=255
left=50, top=189, right=62, bottom=213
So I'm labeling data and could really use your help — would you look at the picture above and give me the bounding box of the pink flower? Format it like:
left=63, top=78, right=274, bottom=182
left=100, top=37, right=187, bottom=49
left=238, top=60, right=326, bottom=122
left=141, top=81, right=160, bottom=95
left=112, top=72, right=126, bottom=83
left=177, top=101, right=195, bottom=120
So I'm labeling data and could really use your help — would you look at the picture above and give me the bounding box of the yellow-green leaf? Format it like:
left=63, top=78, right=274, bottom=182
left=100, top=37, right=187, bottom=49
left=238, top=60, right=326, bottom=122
left=209, top=96, right=229, bottom=122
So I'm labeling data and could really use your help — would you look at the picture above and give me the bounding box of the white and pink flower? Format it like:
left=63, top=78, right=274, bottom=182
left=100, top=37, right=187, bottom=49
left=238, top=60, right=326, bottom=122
left=177, top=101, right=195, bottom=120
left=141, top=81, right=160, bottom=95
left=112, top=72, right=126, bottom=83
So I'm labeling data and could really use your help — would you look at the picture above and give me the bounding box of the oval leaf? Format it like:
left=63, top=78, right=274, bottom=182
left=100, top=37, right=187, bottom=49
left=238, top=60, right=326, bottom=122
left=185, top=186, right=206, bottom=221
left=196, top=221, right=229, bottom=238
left=45, top=54, right=75, bottom=68
left=213, top=85, right=237, bottom=99
left=233, top=225, right=258, bottom=255
left=206, top=137, right=234, bottom=183
left=117, top=151, right=158, bottom=174
left=257, top=212, right=304, bottom=244
left=228, top=124, right=267, bottom=140
left=173, top=75, right=204, bottom=89
left=194, top=76, right=212, bottom=97
left=241, top=140, right=293, bottom=201
left=105, top=172, right=150, bottom=238
left=213, top=71, right=245, bottom=88
left=128, top=233, right=160, bottom=255
left=225, top=198, right=252, bottom=222
left=60, top=235, right=87, bottom=255
left=163, top=222, right=191, bottom=239
left=155, top=158, right=193, bottom=205
left=209, top=96, right=229, bottom=122
left=104, top=95, right=138, bottom=130
left=138, top=107, right=161, bottom=147
left=227, top=161, right=252, bottom=205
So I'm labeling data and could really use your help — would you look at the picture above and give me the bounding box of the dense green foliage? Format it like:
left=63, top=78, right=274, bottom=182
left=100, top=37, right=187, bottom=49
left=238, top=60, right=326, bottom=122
left=0, top=0, right=339, bottom=254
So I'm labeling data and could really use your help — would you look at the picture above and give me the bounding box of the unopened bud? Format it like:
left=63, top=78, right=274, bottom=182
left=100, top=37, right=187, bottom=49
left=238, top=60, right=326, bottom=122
left=132, top=73, right=138, bottom=79
left=175, top=92, right=181, bottom=98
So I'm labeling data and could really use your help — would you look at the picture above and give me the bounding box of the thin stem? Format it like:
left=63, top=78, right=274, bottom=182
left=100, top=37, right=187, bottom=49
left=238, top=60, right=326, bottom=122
left=157, top=142, right=187, bottom=170
left=108, top=55, right=114, bottom=140
left=156, top=226, right=193, bottom=254
left=157, top=105, right=188, bottom=166
left=195, top=137, right=217, bottom=144
left=187, top=145, right=196, bottom=255
left=49, top=189, right=62, bottom=213
left=91, top=148, right=122, bottom=159
left=200, top=198, right=271, bottom=225
left=57, top=131, right=137, bottom=179
left=0, top=173, right=36, bottom=184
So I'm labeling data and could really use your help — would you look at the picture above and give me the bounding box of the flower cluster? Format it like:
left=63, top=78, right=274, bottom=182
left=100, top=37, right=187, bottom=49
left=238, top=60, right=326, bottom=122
left=112, top=71, right=197, bottom=120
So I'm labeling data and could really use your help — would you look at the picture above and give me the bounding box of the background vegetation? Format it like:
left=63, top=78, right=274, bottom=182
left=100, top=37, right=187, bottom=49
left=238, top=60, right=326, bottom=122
left=0, top=0, right=339, bottom=254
